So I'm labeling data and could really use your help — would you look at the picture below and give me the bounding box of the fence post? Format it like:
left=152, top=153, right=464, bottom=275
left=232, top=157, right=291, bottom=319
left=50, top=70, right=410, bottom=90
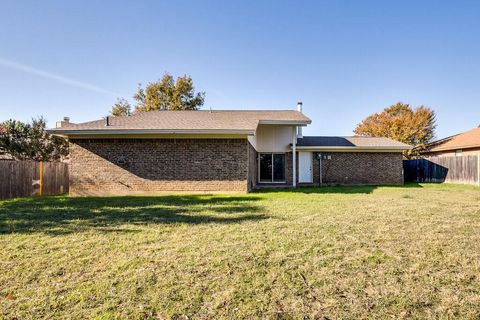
left=39, top=161, right=43, bottom=195
left=477, top=153, right=480, bottom=186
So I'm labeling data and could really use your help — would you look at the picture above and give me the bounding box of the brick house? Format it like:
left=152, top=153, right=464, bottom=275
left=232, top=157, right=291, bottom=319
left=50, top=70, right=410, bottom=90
left=50, top=103, right=411, bottom=195
left=420, top=127, right=480, bottom=157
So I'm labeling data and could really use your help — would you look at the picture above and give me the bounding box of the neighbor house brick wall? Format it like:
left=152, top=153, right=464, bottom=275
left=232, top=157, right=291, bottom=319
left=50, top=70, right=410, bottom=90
left=69, top=138, right=249, bottom=195
left=283, top=151, right=403, bottom=186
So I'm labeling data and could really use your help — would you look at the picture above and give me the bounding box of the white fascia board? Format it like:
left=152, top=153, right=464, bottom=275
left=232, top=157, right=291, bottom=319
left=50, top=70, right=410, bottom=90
left=48, top=128, right=256, bottom=136
left=294, top=146, right=411, bottom=152
left=258, top=120, right=311, bottom=125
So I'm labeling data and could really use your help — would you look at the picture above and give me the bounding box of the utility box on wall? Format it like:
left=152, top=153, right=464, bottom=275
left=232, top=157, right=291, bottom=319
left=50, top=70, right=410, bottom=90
left=316, top=153, right=332, bottom=160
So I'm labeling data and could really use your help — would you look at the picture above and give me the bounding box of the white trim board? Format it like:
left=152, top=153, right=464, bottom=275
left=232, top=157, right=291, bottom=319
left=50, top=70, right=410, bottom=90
left=294, top=146, right=409, bottom=152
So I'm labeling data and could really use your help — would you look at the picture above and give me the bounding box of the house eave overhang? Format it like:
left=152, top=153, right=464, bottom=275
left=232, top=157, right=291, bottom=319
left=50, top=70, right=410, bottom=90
left=293, top=146, right=412, bottom=152
left=424, top=144, right=480, bottom=153
left=48, top=128, right=256, bottom=136
left=258, top=120, right=311, bottom=126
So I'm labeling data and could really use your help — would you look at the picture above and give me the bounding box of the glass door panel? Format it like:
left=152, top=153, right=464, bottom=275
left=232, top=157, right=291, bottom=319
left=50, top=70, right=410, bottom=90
left=259, top=154, right=273, bottom=181
left=273, top=154, right=285, bottom=182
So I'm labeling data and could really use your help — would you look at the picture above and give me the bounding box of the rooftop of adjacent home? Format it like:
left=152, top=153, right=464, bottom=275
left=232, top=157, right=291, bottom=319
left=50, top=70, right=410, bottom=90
left=425, top=127, right=480, bottom=152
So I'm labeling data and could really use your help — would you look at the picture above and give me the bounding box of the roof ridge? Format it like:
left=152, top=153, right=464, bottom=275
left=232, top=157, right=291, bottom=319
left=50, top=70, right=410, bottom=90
left=139, top=109, right=300, bottom=112
left=66, top=109, right=304, bottom=126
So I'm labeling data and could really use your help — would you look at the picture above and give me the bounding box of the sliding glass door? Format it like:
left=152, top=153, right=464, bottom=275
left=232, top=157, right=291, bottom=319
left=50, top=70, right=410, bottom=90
left=259, top=153, right=286, bottom=183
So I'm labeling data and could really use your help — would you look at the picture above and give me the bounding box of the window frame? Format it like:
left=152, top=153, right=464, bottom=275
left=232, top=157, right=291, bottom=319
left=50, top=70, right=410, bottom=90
left=258, top=153, right=286, bottom=183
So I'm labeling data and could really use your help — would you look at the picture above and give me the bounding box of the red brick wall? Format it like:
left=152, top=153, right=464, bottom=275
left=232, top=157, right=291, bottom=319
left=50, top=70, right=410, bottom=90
left=285, top=151, right=403, bottom=186
left=69, top=139, right=249, bottom=195
left=314, top=152, right=404, bottom=185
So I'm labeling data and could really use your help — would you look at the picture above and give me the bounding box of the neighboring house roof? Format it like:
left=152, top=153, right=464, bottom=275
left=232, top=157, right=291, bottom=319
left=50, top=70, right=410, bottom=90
left=49, top=110, right=311, bottom=135
left=295, top=136, right=412, bottom=151
left=424, top=127, right=480, bottom=152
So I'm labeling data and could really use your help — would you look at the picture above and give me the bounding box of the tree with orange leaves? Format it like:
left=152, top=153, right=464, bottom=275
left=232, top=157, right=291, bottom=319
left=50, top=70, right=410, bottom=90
left=354, top=102, right=436, bottom=158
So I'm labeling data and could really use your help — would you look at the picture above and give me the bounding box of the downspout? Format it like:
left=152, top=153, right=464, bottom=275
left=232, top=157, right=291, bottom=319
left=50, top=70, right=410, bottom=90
left=292, top=127, right=296, bottom=187
left=319, top=153, right=323, bottom=186
left=292, top=102, right=302, bottom=188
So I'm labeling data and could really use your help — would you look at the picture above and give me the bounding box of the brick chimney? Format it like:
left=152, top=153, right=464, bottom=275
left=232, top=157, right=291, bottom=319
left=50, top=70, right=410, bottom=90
left=56, top=117, right=71, bottom=128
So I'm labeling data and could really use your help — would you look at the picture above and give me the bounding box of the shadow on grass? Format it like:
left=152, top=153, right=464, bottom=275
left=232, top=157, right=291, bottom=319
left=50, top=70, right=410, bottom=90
left=253, top=183, right=423, bottom=194
left=0, top=195, right=266, bottom=235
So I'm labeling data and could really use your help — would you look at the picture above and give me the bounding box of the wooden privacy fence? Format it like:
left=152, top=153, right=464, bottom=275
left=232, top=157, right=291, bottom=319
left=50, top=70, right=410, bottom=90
left=0, top=160, right=69, bottom=200
left=404, top=155, right=480, bottom=185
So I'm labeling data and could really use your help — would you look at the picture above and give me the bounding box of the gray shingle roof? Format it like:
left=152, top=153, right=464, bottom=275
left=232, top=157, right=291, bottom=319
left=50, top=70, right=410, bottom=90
left=50, top=110, right=311, bottom=135
left=296, top=136, right=412, bottom=150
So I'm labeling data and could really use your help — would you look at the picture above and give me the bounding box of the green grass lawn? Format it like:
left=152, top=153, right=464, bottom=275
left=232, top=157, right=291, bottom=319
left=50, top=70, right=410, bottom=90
left=1, top=184, right=480, bottom=319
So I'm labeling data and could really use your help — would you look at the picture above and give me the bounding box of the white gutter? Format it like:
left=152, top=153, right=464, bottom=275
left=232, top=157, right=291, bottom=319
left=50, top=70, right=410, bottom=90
left=48, top=128, right=256, bottom=136
left=258, top=120, right=311, bottom=125
left=294, top=146, right=412, bottom=152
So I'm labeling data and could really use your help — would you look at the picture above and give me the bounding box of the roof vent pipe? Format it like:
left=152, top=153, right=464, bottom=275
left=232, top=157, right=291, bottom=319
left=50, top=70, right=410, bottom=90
left=63, top=117, right=70, bottom=123
left=105, top=116, right=110, bottom=126
left=297, top=102, right=303, bottom=113
left=297, top=102, right=303, bottom=139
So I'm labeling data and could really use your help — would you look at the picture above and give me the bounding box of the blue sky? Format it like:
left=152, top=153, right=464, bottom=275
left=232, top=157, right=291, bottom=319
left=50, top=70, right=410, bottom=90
left=0, top=0, right=479, bottom=139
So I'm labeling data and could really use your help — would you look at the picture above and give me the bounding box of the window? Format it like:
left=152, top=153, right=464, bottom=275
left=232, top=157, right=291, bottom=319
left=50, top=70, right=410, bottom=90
left=259, top=153, right=286, bottom=183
